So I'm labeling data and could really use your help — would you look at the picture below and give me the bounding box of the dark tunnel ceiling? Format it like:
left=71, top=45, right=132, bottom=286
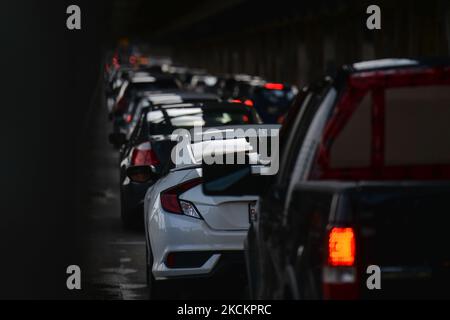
left=109, top=0, right=339, bottom=43
left=110, top=0, right=246, bottom=41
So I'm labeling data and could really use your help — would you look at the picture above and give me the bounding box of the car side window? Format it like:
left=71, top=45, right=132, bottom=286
left=277, top=88, right=323, bottom=186
left=290, top=87, right=337, bottom=183
left=136, top=113, right=150, bottom=142
left=126, top=113, right=146, bottom=152
left=282, top=87, right=338, bottom=215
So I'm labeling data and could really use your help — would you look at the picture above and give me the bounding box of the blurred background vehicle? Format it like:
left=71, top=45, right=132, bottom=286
left=232, top=80, right=298, bottom=124
left=215, top=74, right=261, bottom=100
left=117, top=101, right=262, bottom=228
left=110, top=73, right=182, bottom=146
left=189, top=74, right=219, bottom=93
left=110, top=90, right=220, bottom=146
left=142, top=125, right=272, bottom=298
left=105, top=65, right=134, bottom=116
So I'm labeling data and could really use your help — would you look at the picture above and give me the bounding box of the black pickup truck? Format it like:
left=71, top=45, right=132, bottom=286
left=203, top=58, right=450, bottom=299
left=286, top=181, right=450, bottom=299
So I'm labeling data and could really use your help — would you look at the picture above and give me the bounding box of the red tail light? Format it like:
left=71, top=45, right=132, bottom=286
left=328, top=227, right=355, bottom=266
left=125, top=114, right=132, bottom=123
left=323, top=227, right=358, bottom=299
left=131, top=142, right=160, bottom=166
left=244, top=99, right=254, bottom=107
left=112, top=56, right=120, bottom=68
left=230, top=99, right=242, bottom=104
left=129, top=55, right=137, bottom=65
left=264, top=83, right=284, bottom=90
left=160, top=178, right=202, bottom=216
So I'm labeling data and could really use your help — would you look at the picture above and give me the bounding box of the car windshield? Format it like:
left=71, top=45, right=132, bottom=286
left=258, top=88, right=295, bottom=104
left=146, top=107, right=255, bottom=135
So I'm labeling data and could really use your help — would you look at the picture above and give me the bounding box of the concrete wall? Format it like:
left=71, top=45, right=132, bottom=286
left=172, top=0, right=450, bottom=86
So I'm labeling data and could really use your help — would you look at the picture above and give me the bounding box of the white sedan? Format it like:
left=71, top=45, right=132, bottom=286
left=143, top=132, right=259, bottom=298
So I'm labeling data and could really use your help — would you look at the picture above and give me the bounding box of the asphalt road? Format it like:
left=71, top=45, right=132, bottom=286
left=82, top=99, right=150, bottom=300
left=81, top=94, right=247, bottom=300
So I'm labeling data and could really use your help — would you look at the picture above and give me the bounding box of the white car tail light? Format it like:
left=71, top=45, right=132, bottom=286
left=160, top=178, right=203, bottom=219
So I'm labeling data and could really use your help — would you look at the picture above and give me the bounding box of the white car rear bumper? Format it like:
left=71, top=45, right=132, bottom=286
left=148, top=206, right=247, bottom=280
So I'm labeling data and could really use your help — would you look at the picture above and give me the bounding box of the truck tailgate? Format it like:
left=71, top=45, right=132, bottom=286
left=353, top=183, right=450, bottom=298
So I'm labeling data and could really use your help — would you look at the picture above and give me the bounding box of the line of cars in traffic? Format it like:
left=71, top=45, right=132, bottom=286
left=104, top=59, right=283, bottom=298
left=104, top=55, right=450, bottom=299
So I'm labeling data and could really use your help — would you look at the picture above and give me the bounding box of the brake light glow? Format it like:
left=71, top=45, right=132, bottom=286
left=264, top=83, right=284, bottom=90
left=323, top=227, right=358, bottom=299
left=328, top=227, right=355, bottom=267
left=277, top=114, right=285, bottom=124
left=129, top=55, right=137, bottom=65
left=244, top=99, right=254, bottom=107
left=230, top=99, right=242, bottom=104
left=131, top=142, right=160, bottom=166
left=160, top=178, right=203, bottom=218
left=125, top=114, right=132, bottom=123
left=112, top=56, right=120, bottom=68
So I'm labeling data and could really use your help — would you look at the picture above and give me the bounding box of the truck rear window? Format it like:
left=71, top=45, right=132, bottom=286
left=330, top=85, right=450, bottom=168
left=319, top=67, right=450, bottom=180
left=385, top=86, right=450, bottom=166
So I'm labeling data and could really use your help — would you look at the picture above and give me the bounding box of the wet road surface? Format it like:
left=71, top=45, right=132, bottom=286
left=83, top=100, right=149, bottom=300
left=82, top=97, right=247, bottom=300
